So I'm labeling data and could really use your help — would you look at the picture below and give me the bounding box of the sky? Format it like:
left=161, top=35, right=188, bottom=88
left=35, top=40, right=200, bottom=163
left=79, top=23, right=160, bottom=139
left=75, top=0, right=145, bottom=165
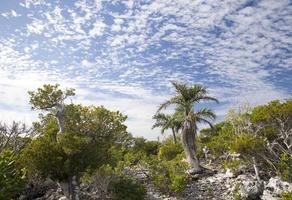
left=0, top=0, right=291, bottom=140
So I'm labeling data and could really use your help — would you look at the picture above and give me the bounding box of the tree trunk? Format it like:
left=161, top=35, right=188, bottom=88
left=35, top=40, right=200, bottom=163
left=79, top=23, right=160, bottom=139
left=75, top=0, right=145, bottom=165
left=68, top=176, right=80, bottom=200
left=53, top=103, right=65, bottom=142
left=181, top=117, right=200, bottom=173
left=171, top=127, right=177, bottom=144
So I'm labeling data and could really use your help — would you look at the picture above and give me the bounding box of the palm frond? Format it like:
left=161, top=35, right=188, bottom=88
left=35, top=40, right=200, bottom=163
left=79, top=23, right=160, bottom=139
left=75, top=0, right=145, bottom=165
left=197, top=117, right=214, bottom=129
left=195, top=108, right=216, bottom=120
left=192, top=95, right=219, bottom=104
left=157, top=96, right=184, bottom=113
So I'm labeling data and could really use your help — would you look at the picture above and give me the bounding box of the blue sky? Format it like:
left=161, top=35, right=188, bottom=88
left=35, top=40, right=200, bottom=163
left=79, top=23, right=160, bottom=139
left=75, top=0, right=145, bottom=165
left=0, top=0, right=291, bottom=140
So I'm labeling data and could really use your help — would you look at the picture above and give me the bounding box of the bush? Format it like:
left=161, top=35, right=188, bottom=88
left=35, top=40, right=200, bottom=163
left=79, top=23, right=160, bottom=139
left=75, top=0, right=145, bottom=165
left=132, top=137, right=161, bottom=156
left=230, top=133, right=266, bottom=156
left=198, top=124, right=235, bottom=157
left=80, top=165, right=115, bottom=199
left=280, top=191, right=292, bottom=200
left=109, top=175, right=146, bottom=200
left=222, top=159, right=243, bottom=171
left=170, top=174, right=188, bottom=192
left=278, top=153, right=292, bottom=182
left=149, top=158, right=188, bottom=193
left=120, top=151, right=147, bottom=167
left=158, top=139, right=183, bottom=161
left=0, top=150, right=26, bottom=199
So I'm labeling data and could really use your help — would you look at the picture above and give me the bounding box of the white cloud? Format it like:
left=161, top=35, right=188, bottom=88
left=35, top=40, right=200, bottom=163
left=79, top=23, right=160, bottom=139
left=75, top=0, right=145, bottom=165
left=1, top=10, right=21, bottom=18
left=27, top=20, right=45, bottom=34
left=89, top=20, right=106, bottom=37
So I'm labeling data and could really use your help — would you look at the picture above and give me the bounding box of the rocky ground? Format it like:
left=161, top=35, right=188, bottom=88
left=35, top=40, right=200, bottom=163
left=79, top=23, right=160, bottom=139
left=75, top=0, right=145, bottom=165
left=18, top=167, right=292, bottom=200
left=144, top=168, right=292, bottom=200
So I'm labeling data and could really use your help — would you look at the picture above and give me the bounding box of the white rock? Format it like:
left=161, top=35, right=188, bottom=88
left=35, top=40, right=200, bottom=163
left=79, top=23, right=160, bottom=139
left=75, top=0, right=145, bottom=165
left=225, top=169, right=234, bottom=178
left=262, top=176, right=292, bottom=200
left=237, top=175, right=264, bottom=199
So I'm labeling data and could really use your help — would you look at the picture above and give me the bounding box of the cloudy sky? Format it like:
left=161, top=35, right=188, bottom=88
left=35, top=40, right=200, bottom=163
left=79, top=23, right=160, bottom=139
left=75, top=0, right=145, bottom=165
left=0, top=0, right=291, bottom=140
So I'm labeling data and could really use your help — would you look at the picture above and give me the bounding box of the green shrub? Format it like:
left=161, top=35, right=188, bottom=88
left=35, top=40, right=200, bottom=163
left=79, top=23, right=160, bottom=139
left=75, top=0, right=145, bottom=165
left=0, top=150, right=26, bottom=199
left=149, top=159, right=188, bottom=193
left=222, top=159, right=242, bottom=171
left=158, top=140, right=183, bottom=161
left=132, top=137, right=161, bottom=156
left=278, top=153, right=292, bottom=182
left=198, top=124, right=235, bottom=157
left=280, top=191, right=292, bottom=200
left=232, top=183, right=242, bottom=200
left=109, top=175, right=146, bottom=200
left=230, top=133, right=266, bottom=156
left=170, top=174, right=188, bottom=192
left=121, top=151, right=147, bottom=167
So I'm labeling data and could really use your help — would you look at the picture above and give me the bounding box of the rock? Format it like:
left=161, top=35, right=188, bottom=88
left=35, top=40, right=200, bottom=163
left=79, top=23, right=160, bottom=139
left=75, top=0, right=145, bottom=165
left=224, top=169, right=234, bottom=178
left=236, top=175, right=264, bottom=199
left=262, top=177, right=292, bottom=200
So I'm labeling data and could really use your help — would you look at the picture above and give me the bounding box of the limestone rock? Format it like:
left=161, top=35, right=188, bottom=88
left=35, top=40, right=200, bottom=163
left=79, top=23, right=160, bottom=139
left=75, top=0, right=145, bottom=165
left=262, top=177, right=292, bottom=200
left=237, top=175, right=264, bottom=199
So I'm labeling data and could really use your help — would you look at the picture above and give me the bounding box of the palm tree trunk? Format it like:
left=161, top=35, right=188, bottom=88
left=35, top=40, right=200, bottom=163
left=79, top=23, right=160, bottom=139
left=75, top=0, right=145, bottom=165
left=181, top=118, right=200, bottom=172
left=171, top=127, right=177, bottom=144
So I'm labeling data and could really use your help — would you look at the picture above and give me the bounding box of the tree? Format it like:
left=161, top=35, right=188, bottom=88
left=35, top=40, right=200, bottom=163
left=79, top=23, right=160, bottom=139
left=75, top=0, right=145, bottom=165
left=0, top=121, right=35, bottom=154
left=157, top=81, right=218, bottom=172
left=152, top=111, right=183, bottom=144
left=28, top=84, right=75, bottom=141
left=22, top=85, right=130, bottom=200
left=21, top=105, right=129, bottom=199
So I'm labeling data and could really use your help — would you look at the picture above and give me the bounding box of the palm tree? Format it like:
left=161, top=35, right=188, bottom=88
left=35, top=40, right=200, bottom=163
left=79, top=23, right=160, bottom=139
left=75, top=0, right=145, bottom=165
left=157, top=81, right=218, bottom=173
left=152, top=111, right=183, bottom=144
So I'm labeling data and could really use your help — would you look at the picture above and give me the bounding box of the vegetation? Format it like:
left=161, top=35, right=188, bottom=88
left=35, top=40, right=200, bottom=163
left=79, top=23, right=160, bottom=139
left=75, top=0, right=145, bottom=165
left=0, top=150, right=26, bottom=200
left=0, top=83, right=291, bottom=199
left=199, top=100, right=292, bottom=182
left=280, top=191, right=292, bottom=200
left=108, top=175, right=147, bottom=200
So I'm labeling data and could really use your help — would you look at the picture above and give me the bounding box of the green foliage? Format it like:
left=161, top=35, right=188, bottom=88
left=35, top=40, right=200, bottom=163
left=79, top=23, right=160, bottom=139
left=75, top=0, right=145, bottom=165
left=20, top=104, right=129, bottom=182
left=280, top=191, right=292, bottom=200
left=197, top=99, right=292, bottom=183
left=28, top=84, right=75, bottom=110
left=251, top=100, right=292, bottom=123
left=198, top=123, right=235, bottom=157
left=158, top=138, right=184, bottom=161
left=230, top=133, right=266, bottom=156
left=222, top=160, right=242, bottom=171
left=147, top=136, right=186, bottom=196
left=20, top=135, right=66, bottom=180
left=121, top=151, right=147, bottom=167
left=132, top=137, right=160, bottom=156
left=251, top=100, right=292, bottom=142
left=114, top=137, right=161, bottom=169
left=0, top=150, right=26, bottom=200
left=170, top=174, right=188, bottom=192
left=109, top=175, right=146, bottom=200
left=233, top=183, right=242, bottom=200
left=278, top=153, right=292, bottom=182
left=149, top=158, right=188, bottom=193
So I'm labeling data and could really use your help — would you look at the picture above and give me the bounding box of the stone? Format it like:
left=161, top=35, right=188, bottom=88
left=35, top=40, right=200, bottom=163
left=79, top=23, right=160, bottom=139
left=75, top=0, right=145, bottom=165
left=237, top=175, right=264, bottom=199
left=224, top=169, right=234, bottom=178
left=262, top=176, right=292, bottom=200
